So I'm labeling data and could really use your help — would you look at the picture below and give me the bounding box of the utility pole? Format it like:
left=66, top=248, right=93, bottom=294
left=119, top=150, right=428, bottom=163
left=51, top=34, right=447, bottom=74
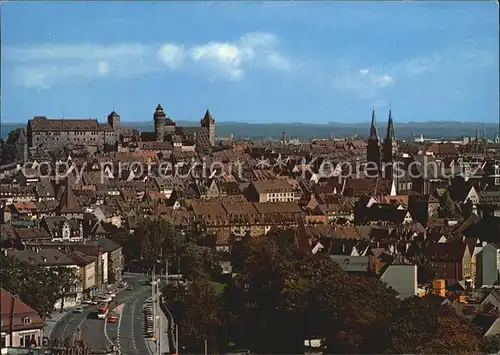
left=158, top=301, right=162, bottom=355
left=176, top=324, right=179, bottom=355
left=177, top=256, right=180, bottom=286
left=152, top=265, right=156, bottom=341
left=166, top=257, right=169, bottom=285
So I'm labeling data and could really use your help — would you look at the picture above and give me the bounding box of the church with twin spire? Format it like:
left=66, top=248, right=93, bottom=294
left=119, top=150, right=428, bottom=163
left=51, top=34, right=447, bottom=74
left=366, top=107, right=398, bottom=186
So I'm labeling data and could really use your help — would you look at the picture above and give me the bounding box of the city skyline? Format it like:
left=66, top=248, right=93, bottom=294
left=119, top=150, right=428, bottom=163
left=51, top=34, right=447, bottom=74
left=2, top=1, right=499, bottom=124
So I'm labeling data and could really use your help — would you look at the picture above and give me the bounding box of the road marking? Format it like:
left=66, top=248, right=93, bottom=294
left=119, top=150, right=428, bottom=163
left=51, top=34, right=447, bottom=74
left=103, top=315, right=113, bottom=350
left=70, top=311, right=89, bottom=346
left=60, top=313, right=75, bottom=339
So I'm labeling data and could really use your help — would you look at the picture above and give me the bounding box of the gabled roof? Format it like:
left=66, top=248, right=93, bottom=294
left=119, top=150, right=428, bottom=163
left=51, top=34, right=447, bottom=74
left=1, top=289, right=44, bottom=331
left=57, top=179, right=83, bottom=215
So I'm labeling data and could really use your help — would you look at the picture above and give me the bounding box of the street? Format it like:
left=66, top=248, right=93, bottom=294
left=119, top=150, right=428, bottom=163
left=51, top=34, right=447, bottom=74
left=49, top=308, right=90, bottom=347
left=48, top=273, right=149, bottom=352
left=106, top=287, right=151, bottom=355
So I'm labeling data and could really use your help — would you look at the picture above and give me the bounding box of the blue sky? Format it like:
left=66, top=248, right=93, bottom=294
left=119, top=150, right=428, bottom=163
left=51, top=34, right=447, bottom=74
left=2, top=1, right=498, bottom=124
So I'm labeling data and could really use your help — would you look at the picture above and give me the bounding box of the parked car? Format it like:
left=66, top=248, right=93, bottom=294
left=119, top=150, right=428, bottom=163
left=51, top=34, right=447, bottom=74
left=107, top=291, right=116, bottom=298
left=108, top=315, right=118, bottom=323
left=127, top=285, right=134, bottom=291
left=100, top=296, right=112, bottom=302
left=73, top=307, right=84, bottom=313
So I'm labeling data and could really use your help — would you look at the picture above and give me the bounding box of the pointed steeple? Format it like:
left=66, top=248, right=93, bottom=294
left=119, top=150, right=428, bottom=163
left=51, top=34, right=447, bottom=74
left=386, top=107, right=395, bottom=141
left=156, top=104, right=164, bottom=112
left=369, top=107, right=379, bottom=141
left=57, top=177, right=83, bottom=215
left=390, top=178, right=397, bottom=196
left=201, top=109, right=215, bottom=125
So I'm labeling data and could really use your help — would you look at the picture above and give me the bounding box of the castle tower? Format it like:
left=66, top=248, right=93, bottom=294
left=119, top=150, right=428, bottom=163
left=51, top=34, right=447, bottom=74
left=200, top=109, right=215, bottom=146
left=154, top=104, right=166, bottom=141
left=366, top=107, right=381, bottom=177
left=107, top=111, right=121, bottom=135
left=382, top=108, right=396, bottom=181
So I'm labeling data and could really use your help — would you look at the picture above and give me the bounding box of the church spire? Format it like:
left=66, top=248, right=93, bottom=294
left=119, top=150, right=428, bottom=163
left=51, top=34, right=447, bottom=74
left=386, top=107, right=395, bottom=141
left=369, top=107, right=379, bottom=141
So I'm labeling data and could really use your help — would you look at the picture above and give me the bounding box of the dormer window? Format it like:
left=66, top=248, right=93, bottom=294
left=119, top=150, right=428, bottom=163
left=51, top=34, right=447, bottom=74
left=22, top=317, right=32, bottom=324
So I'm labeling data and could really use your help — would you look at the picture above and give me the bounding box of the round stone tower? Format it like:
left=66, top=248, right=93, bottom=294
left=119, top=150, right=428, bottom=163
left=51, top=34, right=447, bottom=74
left=154, top=104, right=166, bottom=141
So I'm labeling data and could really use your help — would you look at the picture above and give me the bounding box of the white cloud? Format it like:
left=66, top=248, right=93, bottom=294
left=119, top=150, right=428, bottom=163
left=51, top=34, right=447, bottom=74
left=157, top=44, right=185, bottom=69
left=5, top=43, right=148, bottom=62
left=266, top=52, right=291, bottom=71
left=190, top=42, right=248, bottom=80
left=5, top=43, right=153, bottom=90
left=333, top=68, right=394, bottom=98
left=97, top=61, right=110, bottom=75
left=6, top=32, right=291, bottom=89
left=397, top=54, right=441, bottom=75
left=371, top=74, right=393, bottom=88
left=359, top=68, right=370, bottom=76
left=162, top=32, right=290, bottom=80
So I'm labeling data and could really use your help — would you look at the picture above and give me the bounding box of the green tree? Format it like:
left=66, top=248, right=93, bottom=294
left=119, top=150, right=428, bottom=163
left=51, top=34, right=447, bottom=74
left=180, top=242, right=222, bottom=281
left=438, top=190, right=458, bottom=218
left=51, top=266, right=82, bottom=313
left=478, top=335, right=500, bottom=354
left=0, top=254, right=58, bottom=318
left=163, top=280, right=226, bottom=354
left=222, top=230, right=483, bottom=354
left=223, top=235, right=399, bottom=354
left=0, top=139, right=21, bottom=165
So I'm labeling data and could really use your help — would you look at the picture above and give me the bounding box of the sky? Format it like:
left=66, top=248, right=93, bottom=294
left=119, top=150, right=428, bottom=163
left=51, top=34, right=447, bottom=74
left=1, top=1, right=499, bottom=124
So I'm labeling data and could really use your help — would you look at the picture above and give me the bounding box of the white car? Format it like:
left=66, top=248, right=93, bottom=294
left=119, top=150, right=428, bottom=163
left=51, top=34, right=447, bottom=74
left=107, top=292, right=116, bottom=298
left=100, top=296, right=112, bottom=302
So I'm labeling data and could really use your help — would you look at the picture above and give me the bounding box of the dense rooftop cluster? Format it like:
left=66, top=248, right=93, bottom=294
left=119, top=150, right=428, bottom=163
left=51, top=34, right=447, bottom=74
left=1, top=107, right=500, bottom=353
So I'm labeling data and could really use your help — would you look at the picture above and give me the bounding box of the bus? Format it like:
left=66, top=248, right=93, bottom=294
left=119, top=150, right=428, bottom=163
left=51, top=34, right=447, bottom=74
left=97, top=302, right=109, bottom=319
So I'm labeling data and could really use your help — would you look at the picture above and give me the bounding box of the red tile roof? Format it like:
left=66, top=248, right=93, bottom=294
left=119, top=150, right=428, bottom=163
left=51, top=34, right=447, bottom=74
left=1, top=288, right=44, bottom=331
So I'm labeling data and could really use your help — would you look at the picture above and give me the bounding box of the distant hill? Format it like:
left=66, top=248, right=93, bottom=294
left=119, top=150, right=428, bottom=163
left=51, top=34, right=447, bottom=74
left=2, top=121, right=498, bottom=141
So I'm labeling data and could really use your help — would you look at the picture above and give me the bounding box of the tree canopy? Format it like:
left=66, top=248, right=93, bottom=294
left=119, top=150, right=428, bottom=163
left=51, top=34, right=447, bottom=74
left=0, top=254, right=81, bottom=318
left=117, top=219, right=222, bottom=279
left=164, top=232, right=485, bottom=354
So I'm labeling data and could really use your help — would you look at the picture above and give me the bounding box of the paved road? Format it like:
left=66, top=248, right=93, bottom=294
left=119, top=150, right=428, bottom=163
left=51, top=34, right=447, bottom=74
left=82, top=274, right=149, bottom=352
left=50, top=274, right=148, bottom=351
left=50, top=307, right=91, bottom=347
left=107, top=286, right=151, bottom=355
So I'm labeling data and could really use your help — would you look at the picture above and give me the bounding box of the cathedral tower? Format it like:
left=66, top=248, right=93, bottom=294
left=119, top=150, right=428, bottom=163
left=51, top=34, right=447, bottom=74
left=366, top=107, right=381, bottom=177
left=382, top=108, right=396, bottom=181
left=200, top=109, right=215, bottom=146
left=154, top=104, right=166, bottom=141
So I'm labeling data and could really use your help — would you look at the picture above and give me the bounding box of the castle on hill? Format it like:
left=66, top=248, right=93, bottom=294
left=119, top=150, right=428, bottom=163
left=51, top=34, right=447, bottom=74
left=26, top=105, right=216, bottom=151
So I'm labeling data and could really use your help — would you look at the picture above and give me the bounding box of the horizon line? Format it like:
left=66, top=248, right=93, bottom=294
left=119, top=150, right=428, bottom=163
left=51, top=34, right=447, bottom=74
left=1, top=119, right=499, bottom=126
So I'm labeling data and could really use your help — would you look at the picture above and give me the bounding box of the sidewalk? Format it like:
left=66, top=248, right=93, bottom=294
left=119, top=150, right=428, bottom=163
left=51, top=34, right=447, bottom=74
left=146, top=337, right=157, bottom=355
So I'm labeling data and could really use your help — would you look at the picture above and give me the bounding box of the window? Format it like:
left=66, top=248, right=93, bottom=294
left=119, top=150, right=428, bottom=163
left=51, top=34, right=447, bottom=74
left=22, top=317, right=32, bottom=324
